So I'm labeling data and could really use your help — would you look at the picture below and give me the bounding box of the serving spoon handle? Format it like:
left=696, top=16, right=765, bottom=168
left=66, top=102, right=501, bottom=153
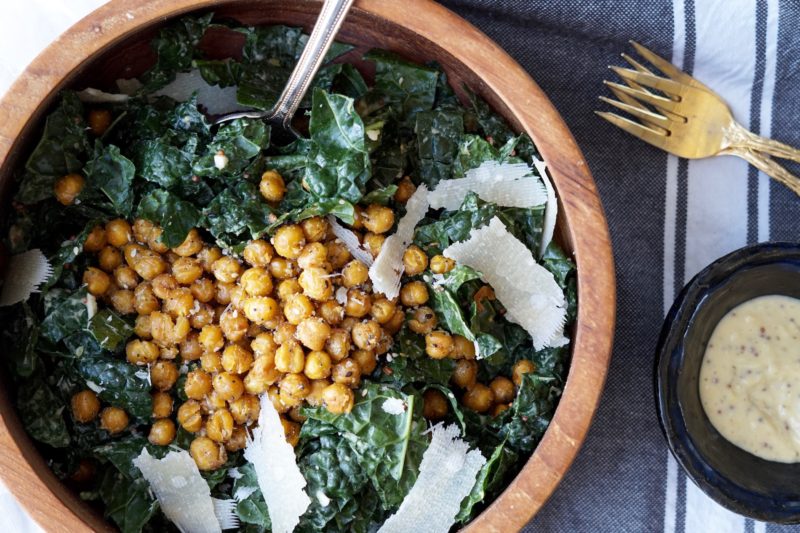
left=214, top=0, right=355, bottom=131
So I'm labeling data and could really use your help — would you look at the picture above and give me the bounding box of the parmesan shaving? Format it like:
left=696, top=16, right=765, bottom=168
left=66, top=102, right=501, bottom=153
left=0, top=249, right=53, bottom=307
left=85, top=294, right=98, bottom=324
left=378, top=424, right=485, bottom=533
left=327, top=216, right=373, bottom=267
left=369, top=185, right=430, bottom=299
left=443, top=217, right=567, bottom=350
left=244, top=394, right=311, bottom=533
left=133, top=448, right=223, bottom=533
left=381, top=397, right=407, bottom=415
left=212, top=498, right=240, bottom=530
left=428, top=161, right=546, bottom=211
left=532, top=157, right=558, bottom=258
left=152, top=70, right=248, bottom=116
left=76, top=87, right=130, bottom=103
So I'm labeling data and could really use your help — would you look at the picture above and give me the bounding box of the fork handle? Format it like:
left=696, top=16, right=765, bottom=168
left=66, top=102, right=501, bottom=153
left=734, top=148, right=800, bottom=197
left=730, top=122, right=800, bottom=164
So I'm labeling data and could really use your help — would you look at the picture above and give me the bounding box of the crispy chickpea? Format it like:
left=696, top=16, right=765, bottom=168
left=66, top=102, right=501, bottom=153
left=273, top=225, right=306, bottom=259
left=297, top=242, right=329, bottom=270
left=295, top=317, right=331, bottom=351
left=269, top=257, right=299, bottom=280
left=463, top=383, right=495, bottom=413
left=491, top=403, right=510, bottom=417
left=325, top=328, right=351, bottom=362
left=124, top=244, right=167, bottom=280
left=184, top=370, right=213, bottom=401
left=353, top=349, right=377, bottom=375
left=326, top=240, right=352, bottom=270
left=340, top=317, right=358, bottom=332
left=160, top=345, right=179, bottom=360
left=229, top=395, right=260, bottom=426
left=190, top=436, right=227, bottom=471
left=126, top=339, right=159, bottom=365
left=240, top=267, right=273, bottom=296
left=222, top=344, right=254, bottom=375
left=275, top=340, right=305, bottom=374
left=226, top=427, right=248, bottom=452
left=425, top=330, right=453, bottom=359
left=195, top=246, right=222, bottom=273
left=87, top=108, right=112, bottom=136
left=400, top=281, right=429, bottom=307
left=133, top=315, right=152, bottom=340
left=288, top=405, right=307, bottom=423
left=245, top=356, right=281, bottom=394
left=83, top=225, right=106, bottom=252
left=172, top=228, right=203, bottom=257
left=259, top=170, right=286, bottom=202
left=349, top=206, right=365, bottom=230
left=199, top=324, right=224, bottom=353
left=211, top=256, right=242, bottom=283
left=100, top=407, right=129, bottom=434
left=452, top=334, right=477, bottom=360
left=304, top=350, right=332, bottom=380
left=402, top=245, right=428, bottom=276
left=322, top=383, right=355, bottom=414
left=423, top=389, right=449, bottom=420
left=332, top=358, right=361, bottom=388
left=452, top=359, right=478, bottom=389
left=351, top=320, right=381, bottom=351
left=213, top=372, right=244, bottom=402
left=54, top=173, right=84, bottom=205
left=83, top=267, right=110, bottom=296
left=273, top=322, right=296, bottom=345
left=430, top=255, right=456, bottom=274
left=151, top=361, right=179, bottom=391
left=206, top=409, right=234, bottom=443
left=109, top=289, right=134, bottom=315
left=251, top=332, right=278, bottom=359
left=369, top=297, right=396, bottom=324
left=106, top=219, right=132, bottom=247
left=341, top=260, right=369, bottom=288
left=362, top=232, right=385, bottom=258
left=214, top=281, right=234, bottom=305
left=280, top=373, right=310, bottom=402
left=152, top=392, right=173, bottom=419
left=170, top=257, right=202, bottom=285
left=299, top=267, right=333, bottom=301
left=306, top=379, right=330, bottom=407
left=190, top=277, right=215, bottom=303
left=283, top=293, right=314, bottom=325
left=243, top=239, right=274, bottom=267
left=177, top=400, right=204, bottom=433
left=98, top=246, right=123, bottom=272
left=376, top=330, right=394, bottom=355
left=69, top=459, right=96, bottom=485
left=362, top=205, right=395, bottom=234
left=512, top=359, right=537, bottom=386
left=133, top=282, right=159, bottom=315
left=201, top=352, right=223, bottom=375
left=147, top=419, right=176, bottom=446
left=71, top=390, right=100, bottom=423
left=394, top=176, right=416, bottom=203
left=276, top=278, right=302, bottom=301
left=490, top=377, right=515, bottom=404
left=190, top=303, right=215, bottom=330
left=177, top=333, right=201, bottom=362
left=203, top=390, right=227, bottom=413
left=314, top=302, right=341, bottom=327
left=219, top=307, right=249, bottom=342
left=281, top=417, right=301, bottom=447
left=345, top=288, right=372, bottom=318
left=113, top=266, right=138, bottom=290
left=132, top=219, right=155, bottom=245
left=301, top=217, right=329, bottom=242
left=162, top=287, right=194, bottom=317
left=242, top=296, right=279, bottom=325
left=384, top=309, right=405, bottom=336
left=267, top=386, right=289, bottom=413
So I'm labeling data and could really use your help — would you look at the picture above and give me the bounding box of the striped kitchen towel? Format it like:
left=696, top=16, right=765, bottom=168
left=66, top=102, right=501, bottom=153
left=441, top=0, right=800, bottom=532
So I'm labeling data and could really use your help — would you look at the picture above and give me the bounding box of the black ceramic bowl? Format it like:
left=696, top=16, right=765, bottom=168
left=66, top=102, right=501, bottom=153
left=656, top=242, right=800, bottom=523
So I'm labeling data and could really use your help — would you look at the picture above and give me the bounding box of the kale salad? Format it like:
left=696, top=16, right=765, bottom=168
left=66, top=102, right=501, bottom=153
left=0, top=14, right=576, bottom=533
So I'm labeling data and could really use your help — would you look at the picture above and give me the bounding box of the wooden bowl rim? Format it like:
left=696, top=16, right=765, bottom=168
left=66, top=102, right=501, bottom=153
left=0, top=1, right=616, bottom=531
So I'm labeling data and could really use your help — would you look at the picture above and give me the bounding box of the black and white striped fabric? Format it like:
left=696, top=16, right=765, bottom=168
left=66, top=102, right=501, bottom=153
left=440, top=0, right=800, bottom=531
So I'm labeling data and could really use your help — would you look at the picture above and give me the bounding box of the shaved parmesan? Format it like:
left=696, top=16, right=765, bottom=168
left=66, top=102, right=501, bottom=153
left=244, top=394, right=311, bottom=533
left=85, top=294, right=97, bottom=323
left=76, top=87, right=130, bottom=104
left=152, top=70, right=248, bottom=116
left=381, top=397, right=407, bottom=415
left=133, top=448, right=223, bottom=533
left=443, top=217, right=567, bottom=350
left=212, top=498, right=239, bottom=530
left=378, top=424, right=485, bottom=533
left=327, top=216, right=374, bottom=267
left=369, top=185, right=430, bottom=298
left=428, top=161, right=546, bottom=211
left=532, top=157, right=558, bottom=258
left=0, top=249, right=53, bottom=307
left=116, top=78, right=143, bottom=95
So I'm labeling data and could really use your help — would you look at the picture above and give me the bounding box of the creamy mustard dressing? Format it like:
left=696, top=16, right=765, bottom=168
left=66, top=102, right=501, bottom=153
left=699, top=294, right=800, bottom=463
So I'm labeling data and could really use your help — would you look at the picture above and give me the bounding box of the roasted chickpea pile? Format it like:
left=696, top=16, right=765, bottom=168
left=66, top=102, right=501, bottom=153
left=72, top=210, right=412, bottom=471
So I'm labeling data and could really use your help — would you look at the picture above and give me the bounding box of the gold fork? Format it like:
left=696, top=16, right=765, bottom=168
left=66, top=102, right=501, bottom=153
left=596, top=41, right=800, bottom=196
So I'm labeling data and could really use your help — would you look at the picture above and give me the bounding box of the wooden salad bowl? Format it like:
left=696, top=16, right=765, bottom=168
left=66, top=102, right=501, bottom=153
left=0, top=0, right=616, bottom=531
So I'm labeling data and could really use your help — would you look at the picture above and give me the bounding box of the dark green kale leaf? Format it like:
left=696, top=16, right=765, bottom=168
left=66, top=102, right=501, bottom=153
left=88, top=309, right=134, bottom=352
left=2, top=302, right=41, bottom=377
left=489, top=372, right=559, bottom=453
left=41, top=287, right=89, bottom=343
left=193, top=119, right=270, bottom=178
left=333, top=64, right=369, bottom=99
left=43, top=221, right=97, bottom=290
left=541, top=242, right=577, bottom=323
left=16, top=376, right=70, bottom=447
left=364, top=50, right=439, bottom=120
left=139, top=13, right=214, bottom=92
left=99, top=468, right=159, bottom=533
left=455, top=441, right=518, bottom=523
left=81, top=144, right=136, bottom=218
left=361, top=185, right=397, bottom=205
left=133, top=138, right=193, bottom=189
left=413, top=109, right=464, bottom=187
left=93, top=436, right=169, bottom=479
left=194, top=58, right=244, bottom=87
left=202, top=181, right=275, bottom=245
left=137, top=189, right=202, bottom=248
left=76, top=355, right=152, bottom=418
left=233, top=463, right=271, bottom=529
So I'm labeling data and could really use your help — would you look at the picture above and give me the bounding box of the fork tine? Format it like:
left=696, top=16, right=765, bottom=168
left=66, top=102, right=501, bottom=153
left=603, top=81, right=680, bottom=113
left=595, top=111, right=670, bottom=148
left=609, top=66, right=685, bottom=96
left=628, top=40, right=708, bottom=90
left=598, top=95, right=670, bottom=125
left=621, top=52, right=655, bottom=76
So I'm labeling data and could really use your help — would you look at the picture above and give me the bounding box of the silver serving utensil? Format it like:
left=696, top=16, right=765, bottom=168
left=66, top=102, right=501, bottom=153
left=213, top=0, right=355, bottom=136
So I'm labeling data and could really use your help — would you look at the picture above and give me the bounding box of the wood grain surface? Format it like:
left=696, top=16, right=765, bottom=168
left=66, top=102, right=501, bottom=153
left=0, top=1, right=616, bottom=531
